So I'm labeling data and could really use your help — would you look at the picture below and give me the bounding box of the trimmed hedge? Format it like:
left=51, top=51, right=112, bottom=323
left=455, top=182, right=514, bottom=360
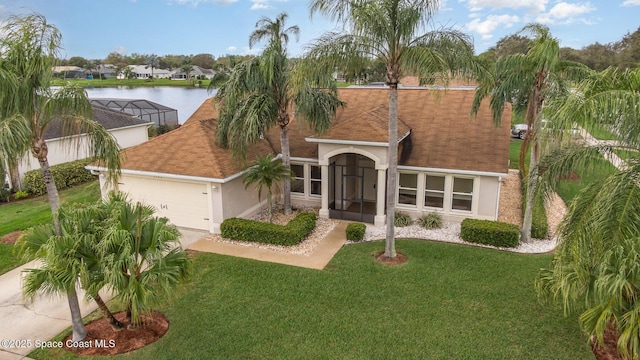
left=220, top=211, right=317, bottom=246
left=346, top=222, right=366, bottom=242
left=23, top=158, right=97, bottom=196
left=460, top=219, right=520, bottom=248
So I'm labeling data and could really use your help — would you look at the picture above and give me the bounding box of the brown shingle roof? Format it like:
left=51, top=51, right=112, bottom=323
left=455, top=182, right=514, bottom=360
left=118, top=87, right=510, bottom=178
left=308, top=104, right=410, bottom=143
left=45, top=104, right=149, bottom=140
left=118, top=115, right=274, bottom=179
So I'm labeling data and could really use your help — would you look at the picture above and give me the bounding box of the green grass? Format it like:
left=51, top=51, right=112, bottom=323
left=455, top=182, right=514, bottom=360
left=30, top=240, right=592, bottom=360
left=583, top=123, right=617, bottom=141
left=51, top=78, right=211, bottom=88
left=0, top=181, right=101, bottom=275
left=509, top=139, right=530, bottom=170
left=555, top=156, right=617, bottom=204
left=613, top=149, right=639, bottom=161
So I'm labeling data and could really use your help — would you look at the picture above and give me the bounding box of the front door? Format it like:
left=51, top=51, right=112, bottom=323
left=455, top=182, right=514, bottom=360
left=328, top=154, right=376, bottom=223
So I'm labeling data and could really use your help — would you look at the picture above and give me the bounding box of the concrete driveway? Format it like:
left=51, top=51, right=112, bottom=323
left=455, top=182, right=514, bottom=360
left=0, top=228, right=208, bottom=360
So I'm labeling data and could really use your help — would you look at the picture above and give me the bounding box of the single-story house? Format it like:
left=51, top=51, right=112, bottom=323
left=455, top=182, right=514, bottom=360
left=170, top=65, right=215, bottom=80
left=87, top=87, right=510, bottom=233
left=120, top=65, right=172, bottom=79
left=7, top=105, right=152, bottom=189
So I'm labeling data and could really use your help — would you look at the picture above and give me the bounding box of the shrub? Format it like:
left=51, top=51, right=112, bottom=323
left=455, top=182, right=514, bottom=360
left=460, top=219, right=520, bottom=248
left=23, top=158, right=97, bottom=196
left=220, top=211, right=317, bottom=246
left=0, top=184, right=10, bottom=203
left=346, top=222, right=366, bottom=242
left=394, top=212, right=413, bottom=227
left=520, top=173, right=549, bottom=239
left=13, top=190, right=29, bottom=199
left=418, top=212, right=443, bottom=229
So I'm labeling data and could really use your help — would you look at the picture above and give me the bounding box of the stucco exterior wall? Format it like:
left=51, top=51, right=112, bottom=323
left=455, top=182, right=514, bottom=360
left=220, top=174, right=264, bottom=221
left=16, top=124, right=149, bottom=180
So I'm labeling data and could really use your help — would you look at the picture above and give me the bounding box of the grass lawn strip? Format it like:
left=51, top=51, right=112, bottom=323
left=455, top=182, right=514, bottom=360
left=0, top=181, right=101, bottom=275
left=30, top=240, right=592, bottom=359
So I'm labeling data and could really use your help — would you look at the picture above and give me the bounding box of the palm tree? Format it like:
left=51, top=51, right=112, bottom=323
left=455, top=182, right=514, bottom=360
left=308, top=0, right=480, bottom=259
left=100, top=197, right=191, bottom=328
left=0, top=13, right=122, bottom=341
left=180, top=64, right=194, bottom=80
left=243, top=154, right=292, bottom=223
left=472, top=23, right=588, bottom=242
left=17, top=204, right=125, bottom=333
left=536, top=67, right=640, bottom=359
left=215, top=12, right=343, bottom=215
left=144, top=54, right=160, bottom=79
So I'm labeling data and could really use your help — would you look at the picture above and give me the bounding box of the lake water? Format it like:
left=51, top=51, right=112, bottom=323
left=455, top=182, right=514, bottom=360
left=83, top=86, right=217, bottom=124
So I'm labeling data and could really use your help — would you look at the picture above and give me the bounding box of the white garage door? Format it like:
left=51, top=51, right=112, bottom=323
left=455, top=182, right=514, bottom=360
left=118, top=175, right=210, bottom=231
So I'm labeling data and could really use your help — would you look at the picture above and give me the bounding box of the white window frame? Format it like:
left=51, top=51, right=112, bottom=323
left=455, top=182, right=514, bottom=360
left=290, top=163, right=305, bottom=195
left=397, top=171, right=418, bottom=207
left=309, top=165, right=321, bottom=197
left=451, top=176, right=474, bottom=213
left=424, top=173, right=446, bottom=211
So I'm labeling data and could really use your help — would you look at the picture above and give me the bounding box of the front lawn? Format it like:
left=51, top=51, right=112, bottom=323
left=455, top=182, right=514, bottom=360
left=0, top=181, right=101, bottom=275
left=31, top=240, right=592, bottom=359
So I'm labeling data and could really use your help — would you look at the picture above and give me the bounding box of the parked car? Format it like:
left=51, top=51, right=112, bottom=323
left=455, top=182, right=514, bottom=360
left=511, top=123, right=529, bottom=139
left=511, top=120, right=580, bottom=140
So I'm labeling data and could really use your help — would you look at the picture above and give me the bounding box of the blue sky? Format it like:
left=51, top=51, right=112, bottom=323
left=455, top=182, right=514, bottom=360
left=1, top=0, right=639, bottom=61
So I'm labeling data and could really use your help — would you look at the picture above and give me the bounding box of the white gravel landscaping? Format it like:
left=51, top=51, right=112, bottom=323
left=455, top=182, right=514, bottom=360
left=351, top=222, right=558, bottom=254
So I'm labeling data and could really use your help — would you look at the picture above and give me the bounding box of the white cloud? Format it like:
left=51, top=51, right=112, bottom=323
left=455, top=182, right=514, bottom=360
left=250, top=0, right=271, bottom=10
left=227, top=46, right=237, bottom=52
left=536, top=2, right=596, bottom=24
left=171, top=0, right=238, bottom=6
left=465, top=14, right=520, bottom=39
left=622, top=0, right=640, bottom=5
left=110, top=46, right=127, bottom=55
left=464, top=0, right=548, bottom=13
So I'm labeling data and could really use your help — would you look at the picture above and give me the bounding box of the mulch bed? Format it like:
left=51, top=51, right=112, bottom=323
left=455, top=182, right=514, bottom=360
left=63, top=311, right=169, bottom=356
left=375, top=252, right=408, bottom=265
left=1, top=231, right=21, bottom=245
left=591, top=326, right=625, bottom=360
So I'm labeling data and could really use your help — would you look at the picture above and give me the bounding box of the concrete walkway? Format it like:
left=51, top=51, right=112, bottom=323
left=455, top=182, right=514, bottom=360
left=0, top=228, right=210, bottom=360
left=189, top=221, right=348, bottom=270
left=0, top=223, right=346, bottom=359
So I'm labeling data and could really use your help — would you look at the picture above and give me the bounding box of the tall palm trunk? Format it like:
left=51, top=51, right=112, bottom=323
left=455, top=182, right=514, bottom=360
left=279, top=122, right=292, bottom=215
left=520, top=70, right=545, bottom=243
left=384, top=84, right=398, bottom=258
left=67, top=287, right=88, bottom=342
left=93, top=294, right=123, bottom=331
left=36, top=140, right=88, bottom=341
left=521, top=144, right=538, bottom=242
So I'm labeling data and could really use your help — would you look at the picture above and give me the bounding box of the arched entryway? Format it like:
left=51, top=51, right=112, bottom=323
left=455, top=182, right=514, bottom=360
left=328, top=153, right=378, bottom=223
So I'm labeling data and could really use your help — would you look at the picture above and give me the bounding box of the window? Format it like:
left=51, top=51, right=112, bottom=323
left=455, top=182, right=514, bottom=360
left=425, top=175, right=445, bottom=209
left=310, top=165, right=321, bottom=195
left=452, top=177, right=473, bottom=211
left=291, top=164, right=304, bottom=194
left=398, top=173, right=417, bottom=205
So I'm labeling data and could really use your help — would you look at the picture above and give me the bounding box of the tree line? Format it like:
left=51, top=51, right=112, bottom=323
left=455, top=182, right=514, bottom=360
left=480, top=26, right=640, bottom=71
left=58, top=26, right=640, bottom=77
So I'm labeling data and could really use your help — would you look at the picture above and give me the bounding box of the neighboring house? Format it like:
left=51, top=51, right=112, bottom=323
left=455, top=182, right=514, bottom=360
left=170, top=65, right=215, bottom=80
left=52, top=66, right=84, bottom=79
left=87, top=87, right=510, bottom=233
left=90, top=98, right=179, bottom=128
left=95, top=64, right=118, bottom=79
left=7, top=105, right=152, bottom=189
left=118, top=65, right=172, bottom=79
